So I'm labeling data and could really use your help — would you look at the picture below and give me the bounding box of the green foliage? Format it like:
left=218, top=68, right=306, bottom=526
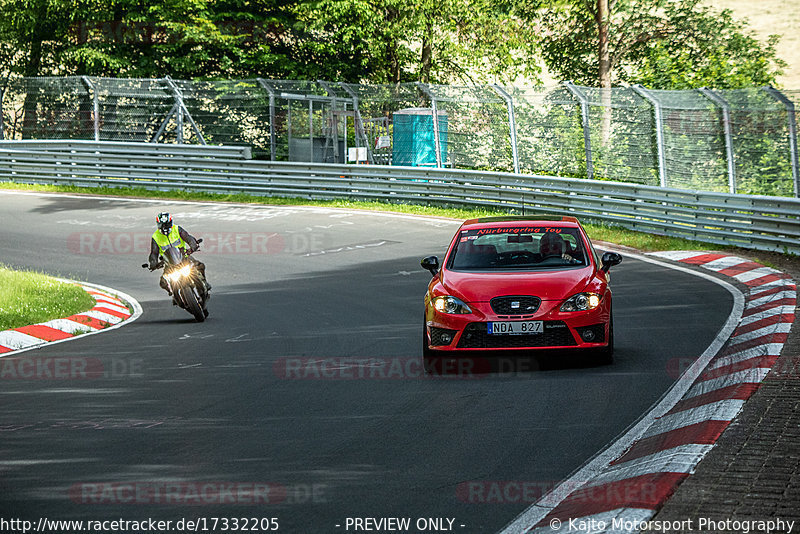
left=0, top=0, right=541, bottom=84
left=536, top=0, right=786, bottom=89
left=634, top=11, right=786, bottom=89
left=516, top=98, right=587, bottom=177
left=0, top=0, right=789, bottom=89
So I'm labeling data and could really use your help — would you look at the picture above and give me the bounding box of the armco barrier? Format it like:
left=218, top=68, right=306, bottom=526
left=0, top=145, right=798, bottom=255
left=0, top=140, right=251, bottom=159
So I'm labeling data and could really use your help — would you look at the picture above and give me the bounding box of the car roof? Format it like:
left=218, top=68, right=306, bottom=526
left=460, top=215, right=582, bottom=229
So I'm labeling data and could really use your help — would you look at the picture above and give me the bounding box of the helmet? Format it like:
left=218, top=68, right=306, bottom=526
left=156, top=212, right=173, bottom=235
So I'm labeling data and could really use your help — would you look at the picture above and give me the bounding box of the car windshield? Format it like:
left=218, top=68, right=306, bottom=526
left=448, top=226, right=587, bottom=271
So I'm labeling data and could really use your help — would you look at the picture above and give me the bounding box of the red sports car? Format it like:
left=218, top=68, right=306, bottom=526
left=421, top=216, right=622, bottom=363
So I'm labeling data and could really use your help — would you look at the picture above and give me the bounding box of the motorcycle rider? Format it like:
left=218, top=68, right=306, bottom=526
left=148, top=212, right=211, bottom=298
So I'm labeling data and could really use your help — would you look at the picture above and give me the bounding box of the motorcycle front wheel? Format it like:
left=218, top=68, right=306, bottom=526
left=180, top=285, right=205, bottom=322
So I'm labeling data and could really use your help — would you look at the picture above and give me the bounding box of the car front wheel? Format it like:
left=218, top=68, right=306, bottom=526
left=597, top=316, right=614, bottom=365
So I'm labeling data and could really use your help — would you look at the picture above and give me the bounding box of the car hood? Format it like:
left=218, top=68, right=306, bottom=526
left=441, top=267, right=593, bottom=302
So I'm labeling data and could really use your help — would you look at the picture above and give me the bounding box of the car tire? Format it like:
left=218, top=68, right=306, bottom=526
left=597, top=316, right=614, bottom=365
left=422, top=320, right=442, bottom=374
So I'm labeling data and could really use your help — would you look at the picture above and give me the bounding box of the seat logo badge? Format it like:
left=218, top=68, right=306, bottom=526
left=511, top=301, right=520, bottom=309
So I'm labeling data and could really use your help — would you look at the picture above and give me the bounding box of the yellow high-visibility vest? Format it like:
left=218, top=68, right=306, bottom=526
left=152, top=225, right=187, bottom=253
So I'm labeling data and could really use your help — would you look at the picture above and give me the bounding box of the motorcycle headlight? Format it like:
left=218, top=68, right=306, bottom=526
left=166, top=264, right=193, bottom=282
left=431, top=296, right=472, bottom=315
left=560, top=292, right=601, bottom=312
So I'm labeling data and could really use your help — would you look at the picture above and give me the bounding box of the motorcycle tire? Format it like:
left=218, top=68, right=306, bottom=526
left=180, top=285, right=205, bottom=323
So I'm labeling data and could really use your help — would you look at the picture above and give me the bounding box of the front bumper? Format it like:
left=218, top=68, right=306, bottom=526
left=425, top=303, right=610, bottom=352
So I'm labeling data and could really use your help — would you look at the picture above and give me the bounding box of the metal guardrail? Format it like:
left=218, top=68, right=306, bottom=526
left=4, top=77, right=799, bottom=197
left=0, top=140, right=252, bottom=159
left=0, top=145, right=798, bottom=255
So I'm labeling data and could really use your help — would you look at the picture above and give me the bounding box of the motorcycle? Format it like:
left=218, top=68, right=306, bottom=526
left=142, top=239, right=209, bottom=322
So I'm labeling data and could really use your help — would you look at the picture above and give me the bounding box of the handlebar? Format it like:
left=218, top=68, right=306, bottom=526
left=143, top=239, right=202, bottom=271
left=141, top=261, right=164, bottom=271
left=186, top=238, right=203, bottom=256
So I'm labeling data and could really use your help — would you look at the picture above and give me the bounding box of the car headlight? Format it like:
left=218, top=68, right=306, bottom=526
left=560, top=292, right=601, bottom=312
left=431, top=296, right=472, bottom=314
left=166, top=264, right=193, bottom=282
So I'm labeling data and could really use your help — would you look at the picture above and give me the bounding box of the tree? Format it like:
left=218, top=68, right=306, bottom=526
left=65, top=0, right=306, bottom=79
left=289, top=0, right=540, bottom=84
left=0, top=0, right=540, bottom=84
left=634, top=14, right=786, bottom=89
left=535, top=0, right=785, bottom=89
left=0, top=0, right=81, bottom=78
left=0, top=0, right=311, bottom=79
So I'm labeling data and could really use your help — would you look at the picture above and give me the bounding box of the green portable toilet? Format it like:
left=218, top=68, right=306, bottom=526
left=392, top=108, right=448, bottom=166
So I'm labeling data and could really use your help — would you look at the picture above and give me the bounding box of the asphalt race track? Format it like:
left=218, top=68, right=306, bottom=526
left=0, top=190, right=734, bottom=533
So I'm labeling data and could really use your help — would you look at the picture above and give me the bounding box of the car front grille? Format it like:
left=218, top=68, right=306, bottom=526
left=490, top=296, right=541, bottom=316
left=457, top=321, right=577, bottom=349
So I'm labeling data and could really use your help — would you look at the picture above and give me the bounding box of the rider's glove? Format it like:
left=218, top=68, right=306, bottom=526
left=148, top=259, right=159, bottom=270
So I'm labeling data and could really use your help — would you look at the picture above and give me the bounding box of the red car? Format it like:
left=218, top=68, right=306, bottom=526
left=421, top=216, right=622, bottom=363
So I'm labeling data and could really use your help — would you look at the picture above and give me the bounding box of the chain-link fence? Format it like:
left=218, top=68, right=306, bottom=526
left=1, top=76, right=798, bottom=197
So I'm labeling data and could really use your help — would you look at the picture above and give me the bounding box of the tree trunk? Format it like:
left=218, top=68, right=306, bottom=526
left=385, top=6, right=401, bottom=83
left=421, top=22, right=433, bottom=83
left=597, top=0, right=611, bottom=89
left=389, top=48, right=401, bottom=84
left=597, top=0, right=612, bottom=150
left=22, top=39, right=43, bottom=139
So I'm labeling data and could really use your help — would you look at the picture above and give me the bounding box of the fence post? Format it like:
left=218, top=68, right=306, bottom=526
left=256, top=78, right=277, bottom=161
left=340, top=83, right=370, bottom=160
left=416, top=82, right=443, bottom=168
left=151, top=101, right=179, bottom=143
left=308, top=99, right=314, bottom=162
left=699, top=87, right=736, bottom=194
left=80, top=76, right=99, bottom=141
left=0, top=86, right=4, bottom=140
left=164, top=77, right=207, bottom=145
left=491, top=84, right=520, bottom=174
left=563, top=81, right=594, bottom=180
left=318, top=80, right=341, bottom=163
left=631, top=84, right=667, bottom=188
left=763, top=85, right=800, bottom=198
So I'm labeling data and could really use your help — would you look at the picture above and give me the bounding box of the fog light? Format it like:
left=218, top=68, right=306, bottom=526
left=577, top=324, right=605, bottom=343
left=429, top=327, right=458, bottom=346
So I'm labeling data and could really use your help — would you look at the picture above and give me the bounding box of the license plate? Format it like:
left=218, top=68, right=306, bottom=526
left=488, top=321, right=543, bottom=335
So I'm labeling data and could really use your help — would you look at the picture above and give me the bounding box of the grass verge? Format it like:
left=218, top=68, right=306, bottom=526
left=0, top=181, right=729, bottom=254
left=0, top=265, right=96, bottom=331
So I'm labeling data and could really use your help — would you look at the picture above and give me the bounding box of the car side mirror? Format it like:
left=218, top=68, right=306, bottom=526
left=601, top=252, right=622, bottom=272
left=421, top=255, right=440, bottom=276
